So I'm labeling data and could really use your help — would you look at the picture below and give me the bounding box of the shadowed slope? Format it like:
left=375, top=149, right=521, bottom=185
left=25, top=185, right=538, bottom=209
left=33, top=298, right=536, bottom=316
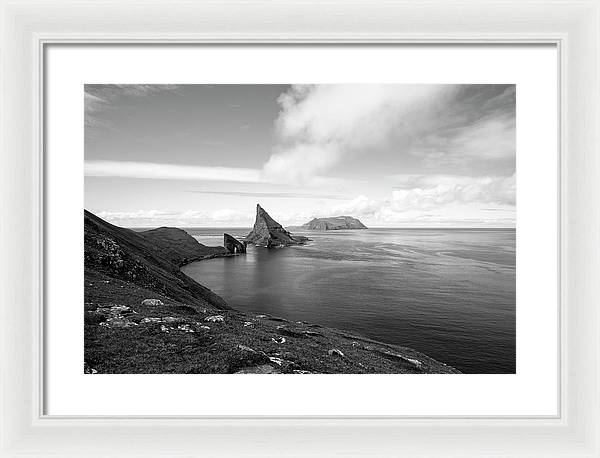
left=139, top=226, right=226, bottom=265
left=84, top=209, right=228, bottom=309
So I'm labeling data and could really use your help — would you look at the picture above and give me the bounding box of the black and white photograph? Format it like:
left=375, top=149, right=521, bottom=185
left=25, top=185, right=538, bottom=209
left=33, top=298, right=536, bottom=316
left=84, top=83, right=516, bottom=375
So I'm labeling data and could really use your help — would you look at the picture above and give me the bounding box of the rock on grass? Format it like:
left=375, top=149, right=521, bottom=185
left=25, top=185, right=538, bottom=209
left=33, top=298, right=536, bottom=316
left=142, top=298, right=164, bottom=306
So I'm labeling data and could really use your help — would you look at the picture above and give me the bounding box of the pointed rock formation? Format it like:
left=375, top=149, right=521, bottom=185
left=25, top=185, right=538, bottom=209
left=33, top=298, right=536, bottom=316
left=224, top=233, right=247, bottom=254
left=245, top=204, right=309, bottom=248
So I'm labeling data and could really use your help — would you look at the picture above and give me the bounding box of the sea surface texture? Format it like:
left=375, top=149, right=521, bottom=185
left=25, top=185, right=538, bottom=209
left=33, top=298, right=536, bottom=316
left=181, top=228, right=516, bottom=373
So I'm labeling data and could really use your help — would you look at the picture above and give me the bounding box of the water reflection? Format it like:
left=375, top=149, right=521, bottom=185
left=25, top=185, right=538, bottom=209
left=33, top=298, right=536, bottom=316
left=182, top=228, right=515, bottom=373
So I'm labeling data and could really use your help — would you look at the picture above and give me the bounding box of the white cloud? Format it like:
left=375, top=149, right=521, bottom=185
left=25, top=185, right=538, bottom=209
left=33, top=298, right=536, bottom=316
left=275, top=84, right=442, bottom=145
left=329, top=195, right=380, bottom=216
left=97, top=208, right=255, bottom=227
left=262, top=142, right=341, bottom=184
left=262, top=84, right=446, bottom=184
left=373, top=205, right=515, bottom=226
left=97, top=210, right=171, bottom=220
left=85, top=160, right=343, bottom=187
left=96, top=209, right=181, bottom=227
left=85, top=160, right=263, bottom=184
left=390, top=174, right=516, bottom=210
left=210, top=208, right=252, bottom=223
left=262, top=84, right=516, bottom=182
left=278, top=174, right=516, bottom=226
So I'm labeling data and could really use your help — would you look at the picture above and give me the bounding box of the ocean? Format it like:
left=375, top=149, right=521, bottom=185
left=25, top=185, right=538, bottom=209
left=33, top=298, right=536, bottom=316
left=180, top=227, right=516, bottom=374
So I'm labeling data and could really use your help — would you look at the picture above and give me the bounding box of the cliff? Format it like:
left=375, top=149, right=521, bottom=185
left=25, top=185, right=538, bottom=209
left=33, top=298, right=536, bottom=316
left=224, top=233, right=247, bottom=254
left=84, top=210, right=228, bottom=309
left=245, top=204, right=309, bottom=248
left=298, top=216, right=368, bottom=231
left=84, top=210, right=459, bottom=374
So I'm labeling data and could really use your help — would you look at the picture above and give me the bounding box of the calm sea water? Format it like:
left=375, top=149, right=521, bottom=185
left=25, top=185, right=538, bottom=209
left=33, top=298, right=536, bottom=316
left=181, top=228, right=516, bottom=373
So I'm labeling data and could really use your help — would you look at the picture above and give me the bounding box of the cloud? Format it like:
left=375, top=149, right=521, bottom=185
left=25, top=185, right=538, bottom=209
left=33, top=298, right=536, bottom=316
left=261, top=84, right=515, bottom=183
left=97, top=208, right=254, bottom=227
left=96, top=210, right=181, bottom=226
left=274, top=84, right=443, bottom=145
left=280, top=174, right=516, bottom=226
left=327, top=174, right=515, bottom=219
left=390, top=174, right=516, bottom=210
left=85, top=160, right=263, bottom=184
left=262, top=84, right=446, bottom=184
left=188, top=190, right=346, bottom=200
left=411, top=85, right=516, bottom=172
left=85, top=160, right=343, bottom=187
left=372, top=207, right=515, bottom=226
left=414, top=116, right=516, bottom=169
left=329, top=195, right=381, bottom=216
left=210, top=208, right=251, bottom=223
left=262, top=142, right=342, bottom=183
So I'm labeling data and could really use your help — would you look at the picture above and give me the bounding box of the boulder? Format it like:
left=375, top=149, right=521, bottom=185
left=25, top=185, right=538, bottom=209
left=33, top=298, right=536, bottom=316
left=94, top=304, right=138, bottom=328
left=141, top=298, right=164, bottom=306
left=177, top=324, right=195, bottom=333
left=205, top=315, right=224, bottom=323
left=100, top=316, right=138, bottom=328
left=377, top=350, right=423, bottom=370
left=328, top=349, right=345, bottom=357
left=268, top=356, right=284, bottom=366
left=223, top=233, right=247, bottom=254
left=245, top=204, right=309, bottom=248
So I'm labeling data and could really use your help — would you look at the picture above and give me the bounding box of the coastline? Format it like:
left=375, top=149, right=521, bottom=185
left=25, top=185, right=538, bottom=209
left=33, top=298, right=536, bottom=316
left=179, top=251, right=238, bottom=267
left=84, top=210, right=460, bottom=374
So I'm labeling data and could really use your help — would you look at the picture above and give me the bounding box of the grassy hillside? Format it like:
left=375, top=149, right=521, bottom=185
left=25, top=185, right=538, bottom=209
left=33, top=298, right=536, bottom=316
left=138, top=226, right=226, bottom=266
left=85, top=209, right=228, bottom=309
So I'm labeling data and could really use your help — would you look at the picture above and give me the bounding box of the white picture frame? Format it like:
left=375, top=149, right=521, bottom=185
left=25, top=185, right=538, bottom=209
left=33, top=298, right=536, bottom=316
left=0, top=0, right=598, bottom=456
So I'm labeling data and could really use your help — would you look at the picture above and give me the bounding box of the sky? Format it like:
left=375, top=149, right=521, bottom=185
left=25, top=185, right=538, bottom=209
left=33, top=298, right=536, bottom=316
left=84, top=84, right=516, bottom=228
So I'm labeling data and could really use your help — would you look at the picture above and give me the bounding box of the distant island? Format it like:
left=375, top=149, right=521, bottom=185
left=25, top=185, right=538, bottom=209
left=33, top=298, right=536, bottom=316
left=289, top=216, right=368, bottom=231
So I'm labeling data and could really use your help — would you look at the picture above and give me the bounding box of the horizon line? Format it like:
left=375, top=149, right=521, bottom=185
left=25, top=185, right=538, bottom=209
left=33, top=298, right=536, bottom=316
left=126, top=225, right=516, bottom=230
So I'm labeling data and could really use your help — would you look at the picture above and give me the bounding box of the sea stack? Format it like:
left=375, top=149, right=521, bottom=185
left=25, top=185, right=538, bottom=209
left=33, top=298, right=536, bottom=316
left=224, top=233, right=247, bottom=254
left=245, top=204, right=308, bottom=248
